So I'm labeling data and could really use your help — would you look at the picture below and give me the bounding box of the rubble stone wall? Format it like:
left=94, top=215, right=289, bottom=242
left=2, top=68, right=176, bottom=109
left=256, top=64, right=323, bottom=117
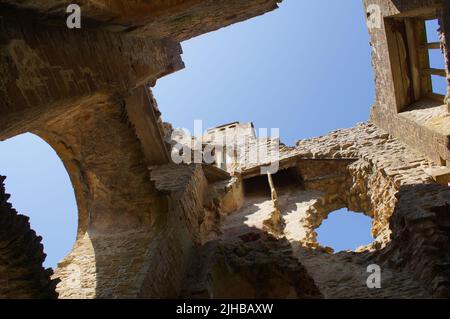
left=0, top=176, right=58, bottom=299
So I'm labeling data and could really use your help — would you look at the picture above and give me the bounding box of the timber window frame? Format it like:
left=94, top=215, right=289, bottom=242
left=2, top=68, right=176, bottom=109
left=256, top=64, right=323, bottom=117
left=385, top=13, right=447, bottom=112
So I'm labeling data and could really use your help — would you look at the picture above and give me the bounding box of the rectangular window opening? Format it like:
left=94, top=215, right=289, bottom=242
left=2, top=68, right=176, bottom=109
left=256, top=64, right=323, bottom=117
left=424, top=19, right=447, bottom=99
left=431, top=74, right=447, bottom=96
left=425, top=19, right=440, bottom=43
left=385, top=15, right=447, bottom=111
left=428, top=49, right=446, bottom=70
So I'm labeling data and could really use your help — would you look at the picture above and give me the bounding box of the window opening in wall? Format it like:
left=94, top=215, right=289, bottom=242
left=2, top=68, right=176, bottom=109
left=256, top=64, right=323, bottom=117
left=431, top=74, right=447, bottom=95
left=424, top=19, right=447, bottom=97
left=243, top=167, right=302, bottom=196
left=428, top=47, right=446, bottom=69
left=243, top=174, right=271, bottom=196
left=316, top=208, right=373, bottom=252
left=426, top=19, right=440, bottom=43
left=385, top=15, right=448, bottom=111
left=0, top=133, right=77, bottom=269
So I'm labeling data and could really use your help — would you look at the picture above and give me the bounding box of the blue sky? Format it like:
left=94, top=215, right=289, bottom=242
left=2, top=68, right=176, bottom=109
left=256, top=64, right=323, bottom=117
left=0, top=133, right=77, bottom=268
left=0, top=1, right=446, bottom=268
left=316, top=208, right=373, bottom=252
left=426, top=19, right=447, bottom=95
left=153, top=0, right=374, bottom=145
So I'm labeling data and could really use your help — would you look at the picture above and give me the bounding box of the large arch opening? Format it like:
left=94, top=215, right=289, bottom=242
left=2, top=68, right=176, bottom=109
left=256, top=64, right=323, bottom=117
left=0, top=133, right=78, bottom=269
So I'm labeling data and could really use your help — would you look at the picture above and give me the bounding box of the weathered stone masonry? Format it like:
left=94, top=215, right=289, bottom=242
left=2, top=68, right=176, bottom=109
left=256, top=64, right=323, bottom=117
left=0, top=0, right=449, bottom=299
left=0, top=176, right=57, bottom=298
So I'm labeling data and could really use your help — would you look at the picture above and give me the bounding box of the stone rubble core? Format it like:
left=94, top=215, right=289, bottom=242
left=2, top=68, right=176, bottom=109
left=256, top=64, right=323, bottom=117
left=0, top=176, right=58, bottom=298
left=0, top=0, right=449, bottom=299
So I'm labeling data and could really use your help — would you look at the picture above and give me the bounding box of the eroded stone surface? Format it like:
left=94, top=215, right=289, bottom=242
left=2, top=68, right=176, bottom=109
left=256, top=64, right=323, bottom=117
left=0, top=176, right=58, bottom=299
left=178, top=122, right=449, bottom=298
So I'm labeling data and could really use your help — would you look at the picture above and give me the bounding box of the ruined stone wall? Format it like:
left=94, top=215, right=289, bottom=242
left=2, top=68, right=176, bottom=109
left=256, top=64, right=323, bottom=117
left=0, top=11, right=183, bottom=141
left=53, top=162, right=235, bottom=298
left=0, top=176, right=57, bottom=299
left=292, top=122, right=449, bottom=298
left=150, top=164, right=210, bottom=244
left=45, top=102, right=242, bottom=298
left=0, top=0, right=281, bottom=41
left=162, top=120, right=446, bottom=299
left=136, top=118, right=450, bottom=299
left=371, top=110, right=450, bottom=166
left=39, top=95, right=168, bottom=298
left=295, top=123, right=436, bottom=244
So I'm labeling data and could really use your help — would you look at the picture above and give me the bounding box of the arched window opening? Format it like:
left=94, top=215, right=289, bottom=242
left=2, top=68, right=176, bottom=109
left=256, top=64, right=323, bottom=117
left=0, top=133, right=77, bottom=269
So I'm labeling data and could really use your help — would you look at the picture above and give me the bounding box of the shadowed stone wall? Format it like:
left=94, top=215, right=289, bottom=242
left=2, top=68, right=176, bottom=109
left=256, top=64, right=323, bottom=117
left=0, top=176, right=58, bottom=299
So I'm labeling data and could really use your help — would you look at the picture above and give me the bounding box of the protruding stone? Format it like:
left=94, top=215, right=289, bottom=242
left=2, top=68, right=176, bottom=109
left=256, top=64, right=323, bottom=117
left=425, top=167, right=450, bottom=186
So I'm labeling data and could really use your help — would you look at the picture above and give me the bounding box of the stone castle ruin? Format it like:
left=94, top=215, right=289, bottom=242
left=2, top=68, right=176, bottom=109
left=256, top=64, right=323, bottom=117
left=0, top=0, right=449, bottom=299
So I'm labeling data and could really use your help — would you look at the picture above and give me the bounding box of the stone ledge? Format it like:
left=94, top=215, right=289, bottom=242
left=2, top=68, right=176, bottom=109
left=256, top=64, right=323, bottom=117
left=425, top=167, right=450, bottom=185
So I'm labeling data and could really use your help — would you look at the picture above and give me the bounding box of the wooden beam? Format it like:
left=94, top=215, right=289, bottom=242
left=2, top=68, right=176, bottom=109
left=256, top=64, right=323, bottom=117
left=406, top=19, right=422, bottom=101
left=421, top=42, right=442, bottom=49
left=424, top=68, right=447, bottom=77
left=385, top=18, right=414, bottom=112
left=416, top=19, right=433, bottom=96
left=428, top=92, right=446, bottom=102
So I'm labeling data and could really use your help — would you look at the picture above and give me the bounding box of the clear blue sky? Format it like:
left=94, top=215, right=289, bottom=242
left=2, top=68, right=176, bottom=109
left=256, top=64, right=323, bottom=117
left=0, top=1, right=446, bottom=268
left=316, top=208, right=373, bottom=252
left=0, top=133, right=77, bottom=268
left=426, top=19, right=447, bottom=95
left=153, top=0, right=374, bottom=145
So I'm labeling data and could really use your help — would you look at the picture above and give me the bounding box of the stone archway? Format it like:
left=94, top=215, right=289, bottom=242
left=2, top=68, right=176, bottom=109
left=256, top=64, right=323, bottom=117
left=29, top=90, right=175, bottom=298
left=0, top=132, right=78, bottom=269
left=0, top=90, right=168, bottom=298
left=0, top=86, right=200, bottom=299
